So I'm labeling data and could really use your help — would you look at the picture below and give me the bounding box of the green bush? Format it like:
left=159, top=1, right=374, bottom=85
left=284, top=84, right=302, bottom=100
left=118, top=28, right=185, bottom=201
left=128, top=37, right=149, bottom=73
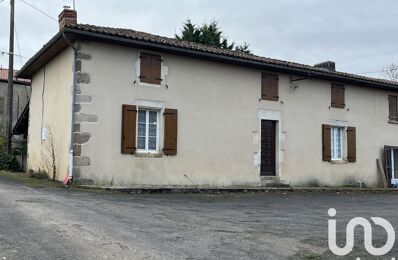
left=0, top=152, right=19, bottom=171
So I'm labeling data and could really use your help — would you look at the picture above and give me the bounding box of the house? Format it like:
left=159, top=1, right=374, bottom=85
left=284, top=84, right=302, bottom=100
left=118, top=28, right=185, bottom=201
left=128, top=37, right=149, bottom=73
left=0, top=68, right=31, bottom=135
left=16, top=8, right=398, bottom=187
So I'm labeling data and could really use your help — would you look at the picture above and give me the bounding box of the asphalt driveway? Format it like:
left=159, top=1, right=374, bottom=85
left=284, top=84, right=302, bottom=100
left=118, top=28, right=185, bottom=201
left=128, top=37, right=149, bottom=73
left=0, top=174, right=397, bottom=259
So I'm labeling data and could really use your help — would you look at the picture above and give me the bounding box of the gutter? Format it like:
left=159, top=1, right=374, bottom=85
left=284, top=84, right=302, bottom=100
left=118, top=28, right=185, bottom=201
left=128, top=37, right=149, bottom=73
left=16, top=31, right=64, bottom=78
left=62, top=32, right=77, bottom=186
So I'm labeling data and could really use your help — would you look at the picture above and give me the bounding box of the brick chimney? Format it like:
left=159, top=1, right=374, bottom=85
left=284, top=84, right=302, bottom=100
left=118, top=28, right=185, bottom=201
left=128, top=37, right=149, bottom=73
left=58, top=6, right=77, bottom=31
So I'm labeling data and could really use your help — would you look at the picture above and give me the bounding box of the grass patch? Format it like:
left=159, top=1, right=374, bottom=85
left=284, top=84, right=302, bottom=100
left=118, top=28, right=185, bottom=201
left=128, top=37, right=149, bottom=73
left=0, top=171, right=64, bottom=188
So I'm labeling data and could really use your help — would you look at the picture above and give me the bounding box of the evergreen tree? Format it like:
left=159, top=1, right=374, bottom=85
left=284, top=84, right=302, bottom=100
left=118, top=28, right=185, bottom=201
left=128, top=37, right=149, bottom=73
left=175, top=19, right=251, bottom=54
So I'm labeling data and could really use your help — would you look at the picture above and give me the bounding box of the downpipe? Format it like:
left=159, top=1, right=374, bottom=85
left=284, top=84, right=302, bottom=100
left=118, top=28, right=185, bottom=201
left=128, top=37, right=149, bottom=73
left=63, top=32, right=77, bottom=186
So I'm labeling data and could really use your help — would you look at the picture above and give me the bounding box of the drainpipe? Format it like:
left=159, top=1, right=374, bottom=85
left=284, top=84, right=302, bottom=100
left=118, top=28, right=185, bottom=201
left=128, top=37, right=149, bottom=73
left=63, top=32, right=77, bottom=186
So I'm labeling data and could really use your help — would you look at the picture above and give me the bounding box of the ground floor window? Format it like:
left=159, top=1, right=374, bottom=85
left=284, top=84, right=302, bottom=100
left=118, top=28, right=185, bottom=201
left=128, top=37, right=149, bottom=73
left=137, top=109, right=159, bottom=152
left=331, top=126, right=343, bottom=160
left=385, top=146, right=398, bottom=186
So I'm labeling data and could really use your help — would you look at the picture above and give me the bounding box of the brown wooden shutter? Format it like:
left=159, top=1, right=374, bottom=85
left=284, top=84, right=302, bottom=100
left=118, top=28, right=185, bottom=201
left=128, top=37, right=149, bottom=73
left=139, top=53, right=151, bottom=84
left=121, top=104, right=137, bottom=154
left=269, top=75, right=279, bottom=101
left=347, top=127, right=356, bottom=162
left=150, top=54, right=162, bottom=85
left=388, top=95, right=398, bottom=121
left=163, top=108, right=177, bottom=155
left=261, top=73, right=279, bottom=101
left=331, top=84, right=338, bottom=107
left=337, top=85, right=345, bottom=108
left=331, top=83, right=345, bottom=108
left=322, top=124, right=331, bottom=161
left=384, top=146, right=393, bottom=185
left=261, top=74, right=269, bottom=100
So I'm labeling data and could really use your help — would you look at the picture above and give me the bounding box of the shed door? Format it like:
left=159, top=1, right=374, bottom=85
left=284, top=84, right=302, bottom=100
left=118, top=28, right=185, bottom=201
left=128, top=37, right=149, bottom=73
left=261, top=120, right=276, bottom=176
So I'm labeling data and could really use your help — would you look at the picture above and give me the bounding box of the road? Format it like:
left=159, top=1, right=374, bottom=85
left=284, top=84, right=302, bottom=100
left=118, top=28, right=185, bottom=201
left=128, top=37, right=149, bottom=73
left=0, top=175, right=397, bottom=259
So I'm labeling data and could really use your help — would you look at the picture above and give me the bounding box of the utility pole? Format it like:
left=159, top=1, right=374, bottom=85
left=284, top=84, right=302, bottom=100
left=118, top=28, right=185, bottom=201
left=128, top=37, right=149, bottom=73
left=6, top=0, right=15, bottom=153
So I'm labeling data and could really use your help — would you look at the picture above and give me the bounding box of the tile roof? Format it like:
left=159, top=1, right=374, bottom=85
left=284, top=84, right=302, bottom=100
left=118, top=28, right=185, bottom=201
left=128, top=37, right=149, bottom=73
left=67, top=24, right=398, bottom=88
left=0, top=68, right=31, bottom=84
left=17, top=23, right=398, bottom=89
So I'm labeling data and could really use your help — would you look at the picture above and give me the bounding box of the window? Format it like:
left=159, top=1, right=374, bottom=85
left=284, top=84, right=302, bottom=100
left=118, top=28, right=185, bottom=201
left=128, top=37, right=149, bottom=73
left=385, top=146, right=398, bottom=186
left=331, top=126, right=343, bottom=160
left=261, top=73, right=279, bottom=101
left=331, top=83, right=345, bottom=108
left=121, top=104, right=178, bottom=156
left=322, top=124, right=356, bottom=162
left=139, top=52, right=162, bottom=85
left=137, top=109, right=159, bottom=152
left=388, top=95, right=398, bottom=121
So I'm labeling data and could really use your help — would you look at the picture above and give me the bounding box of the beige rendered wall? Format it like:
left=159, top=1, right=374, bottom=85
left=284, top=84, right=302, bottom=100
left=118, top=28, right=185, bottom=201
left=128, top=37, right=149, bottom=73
left=27, top=47, right=73, bottom=181
left=75, top=41, right=398, bottom=187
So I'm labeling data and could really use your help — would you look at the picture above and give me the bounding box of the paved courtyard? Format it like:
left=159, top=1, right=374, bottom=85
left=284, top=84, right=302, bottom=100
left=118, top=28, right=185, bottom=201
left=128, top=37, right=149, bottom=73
left=0, top=174, right=397, bottom=259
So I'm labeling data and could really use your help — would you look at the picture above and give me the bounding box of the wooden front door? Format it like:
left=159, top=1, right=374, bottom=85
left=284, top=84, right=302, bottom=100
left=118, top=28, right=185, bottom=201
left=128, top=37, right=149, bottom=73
left=261, top=120, right=276, bottom=176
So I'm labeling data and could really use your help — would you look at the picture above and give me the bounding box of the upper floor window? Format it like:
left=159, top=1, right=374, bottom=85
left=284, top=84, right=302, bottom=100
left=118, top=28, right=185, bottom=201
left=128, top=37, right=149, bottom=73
left=331, top=83, right=345, bottom=108
left=388, top=95, right=398, bottom=122
left=261, top=73, right=279, bottom=101
left=139, top=52, right=162, bottom=85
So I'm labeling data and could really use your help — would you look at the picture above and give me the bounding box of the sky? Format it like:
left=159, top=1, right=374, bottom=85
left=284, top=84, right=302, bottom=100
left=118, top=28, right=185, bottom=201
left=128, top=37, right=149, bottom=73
left=0, top=0, right=397, bottom=79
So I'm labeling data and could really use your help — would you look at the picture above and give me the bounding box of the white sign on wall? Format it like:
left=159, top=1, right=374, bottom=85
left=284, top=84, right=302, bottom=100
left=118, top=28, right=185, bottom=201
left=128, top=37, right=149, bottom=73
left=41, top=128, right=47, bottom=142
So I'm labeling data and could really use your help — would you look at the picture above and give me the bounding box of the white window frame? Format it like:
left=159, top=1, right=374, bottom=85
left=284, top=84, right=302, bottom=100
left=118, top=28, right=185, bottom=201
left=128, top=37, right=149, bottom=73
left=136, top=108, right=160, bottom=153
left=331, top=126, right=344, bottom=161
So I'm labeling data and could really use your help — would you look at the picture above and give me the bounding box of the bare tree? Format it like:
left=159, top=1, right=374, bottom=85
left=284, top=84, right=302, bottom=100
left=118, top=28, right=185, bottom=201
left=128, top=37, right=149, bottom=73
left=41, top=125, right=56, bottom=180
left=383, top=63, right=398, bottom=81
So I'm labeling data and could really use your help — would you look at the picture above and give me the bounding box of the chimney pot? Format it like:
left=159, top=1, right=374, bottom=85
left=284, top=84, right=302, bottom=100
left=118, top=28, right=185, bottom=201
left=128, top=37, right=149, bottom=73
left=314, top=61, right=336, bottom=72
left=58, top=7, right=77, bottom=31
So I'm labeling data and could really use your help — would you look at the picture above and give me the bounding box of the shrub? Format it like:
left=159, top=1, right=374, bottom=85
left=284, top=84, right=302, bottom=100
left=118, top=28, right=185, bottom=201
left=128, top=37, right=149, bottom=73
left=0, top=152, right=19, bottom=171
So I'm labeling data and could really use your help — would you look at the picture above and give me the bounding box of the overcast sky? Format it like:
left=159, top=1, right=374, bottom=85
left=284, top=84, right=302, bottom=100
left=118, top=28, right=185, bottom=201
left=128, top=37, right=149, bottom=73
left=1, top=0, right=397, bottom=78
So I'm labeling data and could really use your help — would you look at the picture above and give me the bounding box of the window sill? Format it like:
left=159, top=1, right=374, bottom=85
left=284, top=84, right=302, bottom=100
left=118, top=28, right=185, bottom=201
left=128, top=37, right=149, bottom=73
left=260, top=98, right=279, bottom=102
left=388, top=120, right=398, bottom=124
left=135, top=81, right=163, bottom=89
left=135, top=152, right=163, bottom=158
left=330, top=159, right=347, bottom=165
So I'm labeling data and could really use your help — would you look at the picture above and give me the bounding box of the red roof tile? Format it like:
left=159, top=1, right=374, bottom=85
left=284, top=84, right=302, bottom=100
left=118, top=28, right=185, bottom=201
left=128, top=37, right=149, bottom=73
left=0, top=68, right=30, bottom=84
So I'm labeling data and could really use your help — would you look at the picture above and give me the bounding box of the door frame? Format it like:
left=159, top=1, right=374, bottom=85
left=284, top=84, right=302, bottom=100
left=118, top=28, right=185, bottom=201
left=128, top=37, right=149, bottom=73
left=257, top=109, right=282, bottom=179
